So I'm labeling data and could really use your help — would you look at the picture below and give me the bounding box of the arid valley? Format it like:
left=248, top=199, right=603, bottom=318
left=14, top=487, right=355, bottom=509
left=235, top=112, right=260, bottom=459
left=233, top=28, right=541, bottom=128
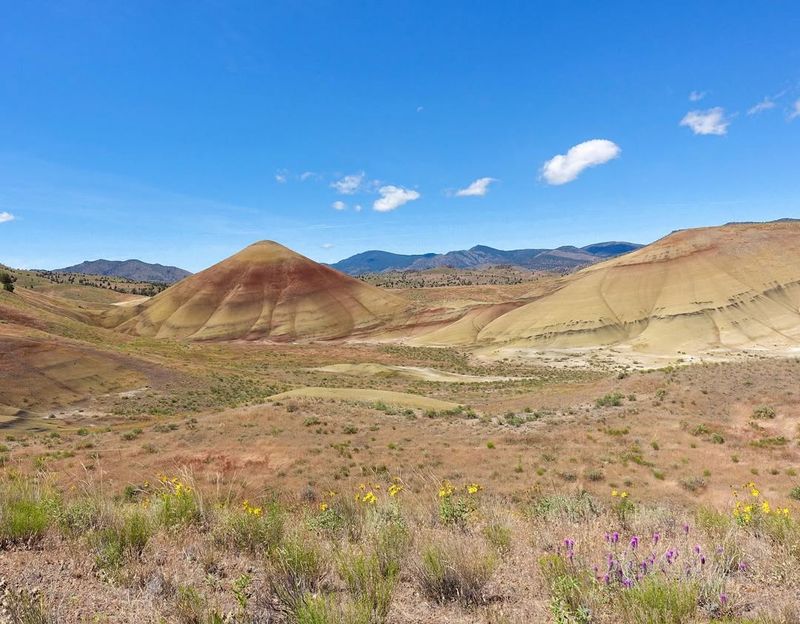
left=3, top=220, right=800, bottom=622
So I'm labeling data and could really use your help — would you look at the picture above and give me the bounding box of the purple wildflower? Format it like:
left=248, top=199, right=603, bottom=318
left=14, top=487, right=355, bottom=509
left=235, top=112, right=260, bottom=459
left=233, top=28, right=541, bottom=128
left=630, top=535, right=639, bottom=550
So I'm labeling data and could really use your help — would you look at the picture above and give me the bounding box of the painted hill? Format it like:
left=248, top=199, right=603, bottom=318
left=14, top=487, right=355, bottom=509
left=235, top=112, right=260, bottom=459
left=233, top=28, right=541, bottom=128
left=474, top=221, right=800, bottom=353
left=114, top=241, right=407, bottom=341
left=330, top=242, right=642, bottom=274
left=55, top=259, right=191, bottom=283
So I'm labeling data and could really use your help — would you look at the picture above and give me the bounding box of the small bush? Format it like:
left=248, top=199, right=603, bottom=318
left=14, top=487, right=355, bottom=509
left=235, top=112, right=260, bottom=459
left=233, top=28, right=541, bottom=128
left=268, top=538, right=330, bottom=616
left=93, top=510, right=152, bottom=571
left=214, top=502, right=284, bottom=554
left=414, top=538, right=495, bottom=606
left=752, top=405, right=776, bottom=419
left=680, top=476, right=707, bottom=493
left=616, top=576, right=698, bottom=624
left=596, top=392, right=624, bottom=407
left=0, top=493, right=52, bottom=545
left=483, top=522, right=512, bottom=554
left=338, top=551, right=396, bottom=622
left=2, top=588, right=54, bottom=623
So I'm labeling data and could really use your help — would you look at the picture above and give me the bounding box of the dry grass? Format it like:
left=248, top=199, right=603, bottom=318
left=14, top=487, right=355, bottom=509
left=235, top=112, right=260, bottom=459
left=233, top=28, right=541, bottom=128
left=1, top=468, right=800, bottom=622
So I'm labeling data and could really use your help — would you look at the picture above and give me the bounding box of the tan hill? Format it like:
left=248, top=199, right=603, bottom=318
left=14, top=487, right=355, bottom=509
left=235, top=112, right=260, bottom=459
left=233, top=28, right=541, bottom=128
left=473, top=221, right=800, bottom=353
left=114, top=241, right=408, bottom=341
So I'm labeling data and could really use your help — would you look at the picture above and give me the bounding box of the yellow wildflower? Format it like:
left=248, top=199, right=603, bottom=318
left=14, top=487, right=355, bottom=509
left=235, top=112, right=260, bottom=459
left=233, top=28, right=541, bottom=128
left=438, top=481, right=454, bottom=499
left=761, top=501, right=771, bottom=514
left=466, top=483, right=482, bottom=495
left=611, top=490, right=619, bottom=497
left=620, top=491, right=629, bottom=499
left=362, top=491, right=377, bottom=505
left=319, top=502, right=329, bottom=512
left=388, top=483, right=403, bottom=497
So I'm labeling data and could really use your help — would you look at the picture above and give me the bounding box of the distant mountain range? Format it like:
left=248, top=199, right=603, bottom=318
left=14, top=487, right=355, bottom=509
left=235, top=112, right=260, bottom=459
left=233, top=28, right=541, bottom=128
left=330, top=241, right=643, bottom=275
left=55, top=259, right=191, bottom=284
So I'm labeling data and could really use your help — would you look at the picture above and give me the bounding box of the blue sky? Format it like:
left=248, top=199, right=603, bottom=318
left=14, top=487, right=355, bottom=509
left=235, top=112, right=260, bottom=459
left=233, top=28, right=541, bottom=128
left=1, top=1, right=799, bottom=272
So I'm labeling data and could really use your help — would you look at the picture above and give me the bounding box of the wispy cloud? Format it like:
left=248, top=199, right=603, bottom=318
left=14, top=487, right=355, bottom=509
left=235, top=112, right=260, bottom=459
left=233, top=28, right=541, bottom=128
left=540, top=139, right=621, bottom=185
left=331, top=172, right=365, bottom=195
left=0, top=211, right=15, bottom=223
left=331, top=200, right=346, bottom=211
left=274, top=170, right=288, bottom=183
left=789, top=98, right=800, bottom=121
left=321, top=243, right=335, bottom=249
left=680, top=107, right=730, bottom=135
left=454, top=177, right=497, bottom=197
left=689, top=90, right=707, bottom=102
left=299, top=171, right=319, bottom=181
left=373, top=186, right=421, bottom=212
left=748, top=97, right=777, bottom=115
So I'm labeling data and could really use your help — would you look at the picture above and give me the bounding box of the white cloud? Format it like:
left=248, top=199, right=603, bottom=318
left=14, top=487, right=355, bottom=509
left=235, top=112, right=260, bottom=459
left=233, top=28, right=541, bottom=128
left=680, top=107, right=730, bottom=135
left=354, top=204, right=363, bottom=212
left=416, top=106, right=424, bottom=113
left=540, top=139, right=621, bottom=185
left=275, top=171, right=287, bottom=183
left=789, top=99, right=800, bottom=121
left=0, top=212, right=15, bottom=223
left=299, top=171, right=318, bottom=181
left=321, top=243, right=335, bottom=249
left=689, top=90, right=707, bottom=102
left=331, top=172, right=365, bottom=195
left=331, top=200, right=347, bottom=211
left=455, top=177, right=497, bottom=197
left=373, top=186, right=421, bottom=212
left=748, top=97, right=776, bottom=115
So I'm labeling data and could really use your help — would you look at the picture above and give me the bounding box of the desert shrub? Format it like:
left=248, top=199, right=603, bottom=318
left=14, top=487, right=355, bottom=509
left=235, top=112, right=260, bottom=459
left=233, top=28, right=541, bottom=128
left=414, top=537, right=495, bottom=606
left=680, top=476, right=707, bottom=493
left=751, top=436, right=788, bottom=448
left=155, top=476, right=200, bottom=527
left=214, top=501, right=284, bottom=554
left=173, top=585, right=223, bottom=624
left=790, top=486, right=800, bottom=501
left=294, top=594, right=370, bottom=624
left=0, top=480, right=55, bottom=545
left=616, top=576, right=698, bottom=624
left=2, top=588, right=55, bottom=624
left=529, top=492, right=599, bottom=523
left=338, top=551, right=396, bottom=622
left=585, top=469, right=604, bottom=482
left=92, top=509, right=152, bottom=571
left=0, top=271, right=16, bottom=293
left=371, top=520, right=409, bottom=579
left=596, top=392, right=624, bottom=407
left=483, top=521, right=512, bottom=554
left=539, top=553, right=593, bottom=623
left=58, top=497, right=103, bottom=535
left=752, top=405, right=776, bottom=419
left=268, top=537, right=330, bottom=616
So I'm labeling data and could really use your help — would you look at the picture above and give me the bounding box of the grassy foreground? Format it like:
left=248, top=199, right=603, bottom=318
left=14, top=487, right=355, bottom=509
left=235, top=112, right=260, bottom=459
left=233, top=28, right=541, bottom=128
left=1, top=470, right=799, bottom=623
